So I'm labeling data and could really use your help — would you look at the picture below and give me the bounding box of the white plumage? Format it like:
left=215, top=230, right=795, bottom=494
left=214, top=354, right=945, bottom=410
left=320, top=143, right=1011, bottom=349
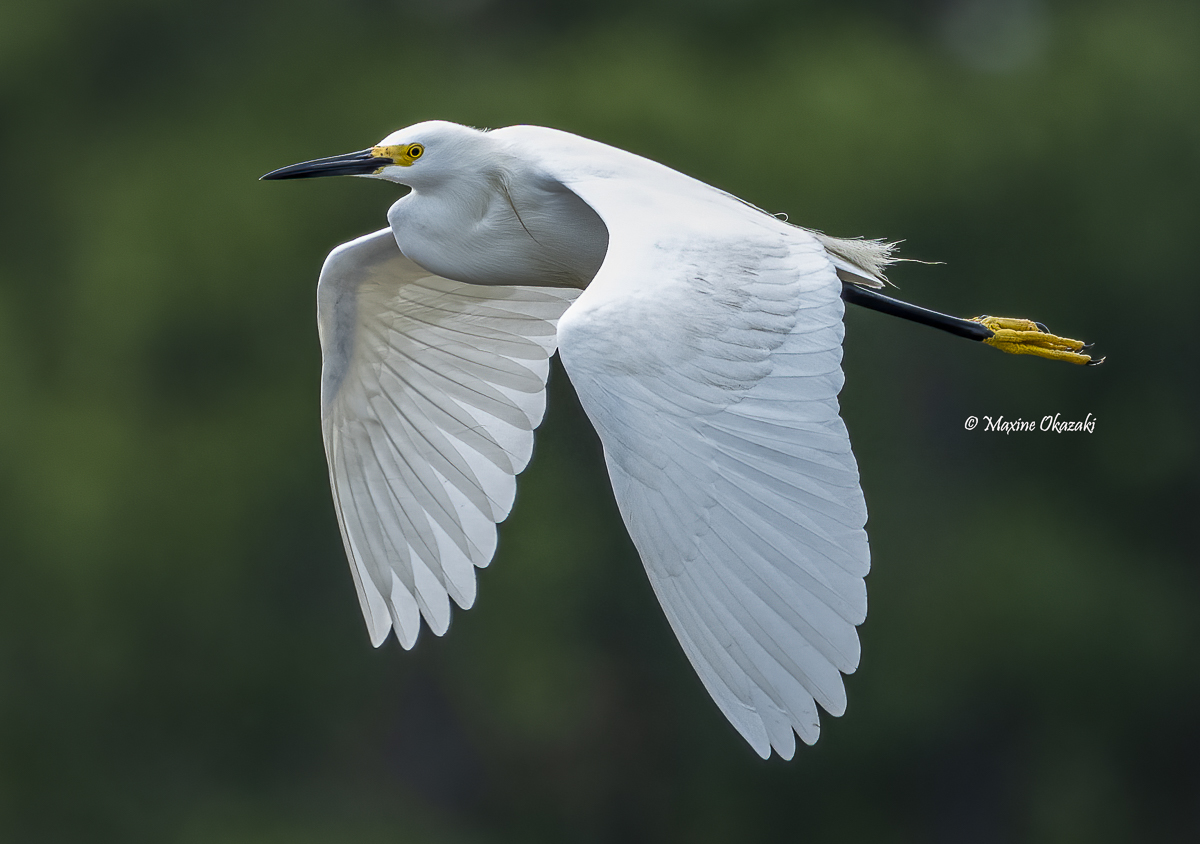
left=265, top=121, right=883, bottom=758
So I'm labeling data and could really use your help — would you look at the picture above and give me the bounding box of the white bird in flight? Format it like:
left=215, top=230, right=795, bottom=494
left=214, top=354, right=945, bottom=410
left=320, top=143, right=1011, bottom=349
left=262, top=120, right=1097, bottom=759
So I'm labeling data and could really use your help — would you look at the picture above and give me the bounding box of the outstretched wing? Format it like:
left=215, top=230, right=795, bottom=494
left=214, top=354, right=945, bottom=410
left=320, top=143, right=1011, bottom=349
left=317, top=228, right=579, bottom=648
left=514, top=127, right=870, bottom=759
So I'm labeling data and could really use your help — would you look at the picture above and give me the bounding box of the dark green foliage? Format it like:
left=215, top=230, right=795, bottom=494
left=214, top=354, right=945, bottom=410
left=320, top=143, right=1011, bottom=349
left=1, top=1, right=1197, bottom=840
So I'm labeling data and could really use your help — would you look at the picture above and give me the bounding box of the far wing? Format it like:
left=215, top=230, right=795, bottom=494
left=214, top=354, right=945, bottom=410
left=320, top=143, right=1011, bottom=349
left=522, top=130, right=870, bottom=759
left=317, top=228, right=579, bottom=648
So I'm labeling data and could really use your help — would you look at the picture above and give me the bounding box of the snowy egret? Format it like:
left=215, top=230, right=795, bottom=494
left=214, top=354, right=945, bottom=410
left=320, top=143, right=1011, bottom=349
left=262, top=121, right=1097, bottom=758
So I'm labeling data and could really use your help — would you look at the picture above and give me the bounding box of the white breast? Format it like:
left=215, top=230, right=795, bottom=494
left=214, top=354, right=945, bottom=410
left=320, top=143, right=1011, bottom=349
left=387, top=168, right=609, bottom=289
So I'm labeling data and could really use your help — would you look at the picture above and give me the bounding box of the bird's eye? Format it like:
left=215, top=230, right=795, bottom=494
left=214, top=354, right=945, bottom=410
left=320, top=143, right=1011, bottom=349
left=408, top=144, right=424, bottom=160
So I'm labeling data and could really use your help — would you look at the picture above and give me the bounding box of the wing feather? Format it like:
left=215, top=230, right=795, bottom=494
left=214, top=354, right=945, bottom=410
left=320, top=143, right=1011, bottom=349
left=518, top=126, right=871, bottom=757
left=318, top=228, right=578, bottom=647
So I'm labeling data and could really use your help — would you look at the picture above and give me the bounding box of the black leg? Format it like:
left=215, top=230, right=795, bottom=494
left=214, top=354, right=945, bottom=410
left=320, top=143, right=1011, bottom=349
left=840, top=282, right=994, bottom=342
left=839, top=281, right=1101, bottom=365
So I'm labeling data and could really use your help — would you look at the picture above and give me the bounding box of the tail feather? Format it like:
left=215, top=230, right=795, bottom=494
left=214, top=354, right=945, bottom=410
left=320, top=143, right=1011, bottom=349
left=811, top=233, right=901, bottom=289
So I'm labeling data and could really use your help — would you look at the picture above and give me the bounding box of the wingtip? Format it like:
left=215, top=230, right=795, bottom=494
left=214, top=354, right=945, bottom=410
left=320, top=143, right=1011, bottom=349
left=396, top=624, right=420, bottom=651
left=773, top=736, right=798, bottom=761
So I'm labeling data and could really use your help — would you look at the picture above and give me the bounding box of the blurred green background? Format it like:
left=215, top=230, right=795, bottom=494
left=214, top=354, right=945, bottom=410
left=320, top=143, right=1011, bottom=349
left=1, top=0, right=1197, bottom=841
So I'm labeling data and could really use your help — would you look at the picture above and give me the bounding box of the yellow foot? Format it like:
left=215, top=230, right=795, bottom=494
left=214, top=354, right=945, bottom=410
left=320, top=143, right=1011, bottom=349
left=970, top=316, right=1102, bottom=365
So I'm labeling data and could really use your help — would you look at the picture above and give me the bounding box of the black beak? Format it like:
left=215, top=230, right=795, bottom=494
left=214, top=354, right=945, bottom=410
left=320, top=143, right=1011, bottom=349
left=260, top=149, right=391, bottom=180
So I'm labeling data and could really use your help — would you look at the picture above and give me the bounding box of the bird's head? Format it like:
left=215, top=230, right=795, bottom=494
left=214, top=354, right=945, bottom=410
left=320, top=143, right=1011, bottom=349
left=260, top=120, right=488, bottom=190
